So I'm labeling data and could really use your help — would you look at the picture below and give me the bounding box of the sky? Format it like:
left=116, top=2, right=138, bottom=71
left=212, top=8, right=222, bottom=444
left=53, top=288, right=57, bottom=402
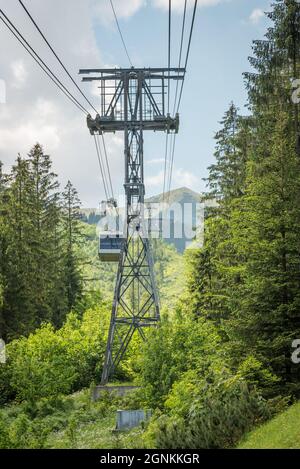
left=0, top=0, right=273, bottom=207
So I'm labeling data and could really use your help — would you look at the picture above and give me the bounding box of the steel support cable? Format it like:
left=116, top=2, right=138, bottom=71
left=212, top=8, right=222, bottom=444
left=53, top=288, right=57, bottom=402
left=162, top=0, right=172, bottom=204
left=167, top=0, right=198, bottom=200
left=101, top=134, right=115, bottom=200
left=167, top=0, right=171, bottom=114
left=173, top=0, right=187, bottom=115
left=94, top=134, right=109, bottom=201
left=101, top=134, right=119, bottom=219
left=18, top=0, right=116, bottom=206
left=176, top=0, right=198, bottom=113
left=167, top=0, right=187, bottom=201
left=0, top=8, right=115, bottom=207
left=162, top=135, right=169, bottom=204
left=18, top=0, right=98, bottom=114
left=109, top=0, right=133, bottom=68
left=96, top=133, right=112, bottom=200
left=0, top=9, right=89, bottom=115
left=167, top=133, right=177, bottom=200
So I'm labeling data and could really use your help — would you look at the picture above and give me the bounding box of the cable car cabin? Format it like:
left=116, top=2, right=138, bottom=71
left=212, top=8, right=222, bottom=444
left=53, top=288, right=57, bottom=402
left=99, top=233, right=125, bottom=262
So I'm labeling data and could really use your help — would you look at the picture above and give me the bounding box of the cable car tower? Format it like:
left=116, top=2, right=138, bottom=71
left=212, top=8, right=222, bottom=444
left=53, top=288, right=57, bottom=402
left=79, top=67, right=184, bottom=383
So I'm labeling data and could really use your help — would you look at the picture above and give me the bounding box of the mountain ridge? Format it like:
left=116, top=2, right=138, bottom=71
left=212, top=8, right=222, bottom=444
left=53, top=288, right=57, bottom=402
left=81, top=187, right=202, bottom=213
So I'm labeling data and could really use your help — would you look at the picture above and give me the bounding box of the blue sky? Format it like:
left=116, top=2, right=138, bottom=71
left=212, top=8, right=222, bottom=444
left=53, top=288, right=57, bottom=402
left=0, top=0, right=273, bottom=206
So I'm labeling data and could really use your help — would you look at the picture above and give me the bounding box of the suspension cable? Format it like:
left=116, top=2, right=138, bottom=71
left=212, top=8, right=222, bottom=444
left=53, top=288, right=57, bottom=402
left=1, top=6, right=116, bottom=205
left=167, top=0, right=198, bottom=199
left=173, top=0, right=187, bottom=115
left=162, top=0, right=172, bottom=204
left=18, top=2, right=115, bottom=204
left=176, top=0, right=198, bottom=113
left=94, top=134, right=109, bottom=201
left=168, top=0, right=171, bottom=114
left=109, top=0, right=133, bottom=68
left=0, top=9, right=89, bottom=115
left=101, top=134, right=115, bottom=201
left=17, top=0, right=98, bottom=114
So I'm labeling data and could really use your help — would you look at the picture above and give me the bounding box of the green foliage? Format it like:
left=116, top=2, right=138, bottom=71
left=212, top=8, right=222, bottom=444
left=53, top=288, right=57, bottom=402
left=1, top=0, right=300, bottom=451
left=186, top=0, right=300, bottom=403
left=147, top=381, right=270, bottom=449
left=58, top=307, right=110, bottom=390
left=0, top=411, right=50, bottom=449
left=234, top=356, right=280, bottom=397
left=9, top=324, right=78, bottom=402
left=61, top=180, right=83, bottom=314
left=0, top=389, right=145, bottom=449
left=164, top=370, right=202, bottom=419
left=0, top=304, right=110, bottom=404
left=0, top=144, right=84, bottom=339
left=136, top=310, right=221, bottom=408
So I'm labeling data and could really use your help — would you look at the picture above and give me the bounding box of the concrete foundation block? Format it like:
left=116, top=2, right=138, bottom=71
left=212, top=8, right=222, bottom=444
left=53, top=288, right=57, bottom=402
left=116, top=409, right=152, bottom=430
left=91, top=385, right=140, bottom=401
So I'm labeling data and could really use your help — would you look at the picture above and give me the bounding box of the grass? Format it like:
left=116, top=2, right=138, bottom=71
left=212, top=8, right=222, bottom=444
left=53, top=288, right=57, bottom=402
left=0, top=388, right=146, bottom=449
left=238, top=401, right=300, bottom=449
left=46, top=413, right=144, bottom=449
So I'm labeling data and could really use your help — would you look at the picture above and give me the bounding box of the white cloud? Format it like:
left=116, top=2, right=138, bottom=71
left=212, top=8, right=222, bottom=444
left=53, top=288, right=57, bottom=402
left=147, top=157, right=166, bottom=165
left=0, top=0, right=205, bottom=206
left=146, top=167, right=200, bottom=191
left=249, top=8, right=264, bottom=25
left=11, top=60, right=28, bottom=89
left=93, top=0, right=146, bottom=24
left=0, top=0, right=113, bottom=206
left=146, top=170, right=165, bottom=186
left=0, top=122, right=61, bottom=155
left=152, top=0, right=224, bottom=12
left=94, top=0, right=226, bottom=23
left=173, top=168, right=200, bottom=188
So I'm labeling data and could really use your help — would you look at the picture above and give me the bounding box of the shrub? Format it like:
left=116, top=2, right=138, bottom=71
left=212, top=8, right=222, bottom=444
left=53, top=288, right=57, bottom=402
left=0, top=363, right=15, bottom=406
left=136, top=313, right=221, bottom=408
left=0, top=415, right=11, bottom=449
left=9, top=324, right=78, bottom=403
left=147, top=381, right=270, bottom=449
left=0, top=305, right=110, bottom=407
left=5, top=413, right=50, bottom=449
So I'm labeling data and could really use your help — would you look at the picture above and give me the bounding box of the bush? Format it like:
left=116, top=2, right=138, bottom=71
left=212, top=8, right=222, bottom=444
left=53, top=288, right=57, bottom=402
left=136, top=312, right=221, bottom=408
left=9, top=324, right=78, bottom=403
left=58, top=308, right=109, bottom=390
left=0, top=363, right=15, bottom=406
left=147, top=381, right=270, bottom=449
left=0, top=413, right=50, bottom=449
left=0, top=305, right=110, bottom=407
left=0, top=415, right=11, bottom=448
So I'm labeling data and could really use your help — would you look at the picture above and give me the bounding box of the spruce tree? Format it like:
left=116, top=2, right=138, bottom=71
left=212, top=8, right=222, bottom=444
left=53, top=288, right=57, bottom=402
left=205, top=103, right=250, bottom=202
left=187, top=104, right=251, bottom=324
left=225, top=0, right=300, bottom=395
left=27, top=143, right=61, bottom=326
left=3, top=156, right=35, bottom=338
left=0, top=161, right=8, bottom=337
left=61, top=180, right=83, bottom=314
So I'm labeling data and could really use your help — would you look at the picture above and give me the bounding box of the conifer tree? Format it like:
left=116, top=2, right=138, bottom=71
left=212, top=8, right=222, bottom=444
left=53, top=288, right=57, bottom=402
left=205, top=103, right=250, bottom=202
left=187, top=104, right=251, bottom=323
left=188, top=0, right=300, bottom=397
left=0, top=161, right=8, bottom=337
left=3, top=156, right=35, bottom=338
left=225, top=0, right=300, bottom=394
left=61, top=180, right=83, bottom=313
left=27, top=143, right=61, bottom=326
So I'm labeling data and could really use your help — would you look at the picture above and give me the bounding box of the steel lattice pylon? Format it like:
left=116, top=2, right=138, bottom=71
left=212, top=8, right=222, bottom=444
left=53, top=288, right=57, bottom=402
left=79, top=67, right=184, bottom=383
